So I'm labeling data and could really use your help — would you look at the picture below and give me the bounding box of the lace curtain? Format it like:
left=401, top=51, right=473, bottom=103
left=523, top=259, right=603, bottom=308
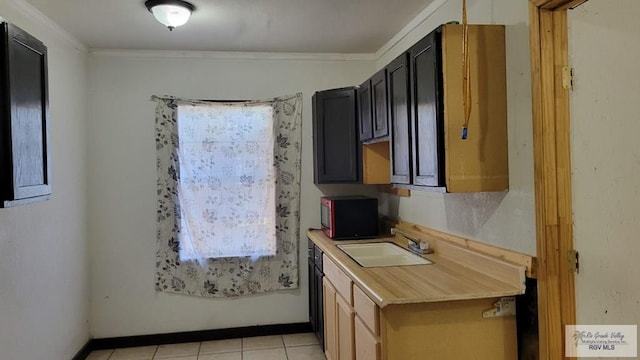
left=177, top=103, right=277, bottom=260
left=153, top=93, right=302, bottom=297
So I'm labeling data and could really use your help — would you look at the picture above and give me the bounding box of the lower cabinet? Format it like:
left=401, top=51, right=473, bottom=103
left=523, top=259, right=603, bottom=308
left=324, top=255, right=378, bottom=360
left=323, top=259, right=355, bottom=360
left=323, top=276, right=355, bottom=360
left=308, top=239, right=324, bottom=347
left=323, top=278, right=338, bottom=360
left=322, top=255, right=517, bottom=360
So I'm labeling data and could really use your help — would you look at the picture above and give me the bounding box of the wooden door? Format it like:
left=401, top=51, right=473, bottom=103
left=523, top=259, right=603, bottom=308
left=323, top=277, right=338, bottom=360
left=312, top=88, right=361, bottom=184
left=308, top=249, right=317, bottom=332
left=358, top=80, right=373, bottom=142
left=371, top=69, right=388, bottom=138
left=386, top=54, right=412, bottom=184
left=409, top=28, right=444, bottom=187
left=354, top=315, right=380, bottom=360
left=0, top=22, right=51, bottom=207
left=336, top=294, right=355, bottom=360
left=315, top=265, right=325, bottom=347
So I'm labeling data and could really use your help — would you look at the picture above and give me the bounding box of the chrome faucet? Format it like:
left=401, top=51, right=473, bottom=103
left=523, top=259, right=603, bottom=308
left=406, top=236, right=433, bottom=256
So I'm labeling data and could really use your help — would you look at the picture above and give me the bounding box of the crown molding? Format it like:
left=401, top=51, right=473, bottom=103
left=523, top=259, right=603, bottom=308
left=375, top=0, right=448, bottom=61
left=89, top=49, right=377, bottom=61
left=6, top=0, right=445, bottom=62
left=7, top=0, right=87, bottom=52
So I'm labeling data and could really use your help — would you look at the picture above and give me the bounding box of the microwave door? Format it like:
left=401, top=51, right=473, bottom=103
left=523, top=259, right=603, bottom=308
left=321, top=203, right=330, bottom=229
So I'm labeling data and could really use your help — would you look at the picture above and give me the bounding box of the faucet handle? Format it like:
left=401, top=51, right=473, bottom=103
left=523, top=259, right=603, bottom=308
left=406, top=237, right=418, bottom=247
left=406, top=236, right=433, bottom=255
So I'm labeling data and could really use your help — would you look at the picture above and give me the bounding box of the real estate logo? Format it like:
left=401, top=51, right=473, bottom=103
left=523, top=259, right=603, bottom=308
left=566, top=325, right=637, bottom=357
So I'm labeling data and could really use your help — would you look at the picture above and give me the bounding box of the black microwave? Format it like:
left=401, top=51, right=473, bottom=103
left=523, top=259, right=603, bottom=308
left=320, top=196, right=378, bottom=240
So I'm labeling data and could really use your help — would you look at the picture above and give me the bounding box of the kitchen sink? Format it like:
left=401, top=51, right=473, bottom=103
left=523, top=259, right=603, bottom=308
left=337, top=242, right=432, bottom=268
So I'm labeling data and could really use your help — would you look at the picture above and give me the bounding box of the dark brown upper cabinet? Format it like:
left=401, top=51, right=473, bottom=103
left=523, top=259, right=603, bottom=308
left=409, top=29, right=445, bottom=187
left=389, top=24, right=508, bottom=193
left=387, top=53, right=412, bottom=185
left=371, top=69, right=389, bottom=139
left=312, top=87, right=361, bottom=184
left=358, top=78, right=373, bottom=141
left=0, top=22, right=51, bottom=208
left=359, top=69, right=389, bottom=143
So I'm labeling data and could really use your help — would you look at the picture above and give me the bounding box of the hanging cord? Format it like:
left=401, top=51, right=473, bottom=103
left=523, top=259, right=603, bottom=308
left=461, top=0, right=471, bottom=140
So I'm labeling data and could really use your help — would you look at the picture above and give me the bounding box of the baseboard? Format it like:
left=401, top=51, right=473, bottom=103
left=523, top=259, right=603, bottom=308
left=73, top=322, right=312, bottom=359
left=71, top=340, right=93, bottom=360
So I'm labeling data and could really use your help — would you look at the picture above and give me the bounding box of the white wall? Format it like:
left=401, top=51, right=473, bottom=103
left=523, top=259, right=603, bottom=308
left=569, top=0, right=640, bottom=330
left=87, top=52, right=375, bottom=337
left=0, top=1, right=90, bottom=359
left=374, top=0, right=536, bottom=255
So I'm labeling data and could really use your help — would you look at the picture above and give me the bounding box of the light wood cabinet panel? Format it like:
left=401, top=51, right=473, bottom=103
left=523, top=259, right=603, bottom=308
left=379, top=298, right=517, bottom=360
left=354, top=315, right=381, bottom=360
left=362, top=141, right=390, bottom=185
left=325, top=258, right=356, bottom=360
left=324, top=271, right=517, bottom=360
left=323, top=254, right=353, bottom=304
left=323, top=277, right=338, bottom=360
left=440, top=25, right=508, bottom=192
left=336, top=294, right=355, bottom=360
left=353, top=285, right=379, bottom=336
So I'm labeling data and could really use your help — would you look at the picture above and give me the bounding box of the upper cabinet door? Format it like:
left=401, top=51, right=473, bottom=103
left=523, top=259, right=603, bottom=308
left=371, top=69, right=389, bottom=139
left=0, top=22, right=51, bottom=207
left=358, top=79, right=373, bottom=142
left=409, top=29, right=445, bottom=187
left=312, top=87, right=361, bottom=184
left=440, top=25, right=509, bottom=192
left=386, top=54, right=412, bottom=185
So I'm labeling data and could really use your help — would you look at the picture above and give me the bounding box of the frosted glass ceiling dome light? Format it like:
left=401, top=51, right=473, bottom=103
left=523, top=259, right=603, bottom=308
left=145, top=0, right=195, bottom=31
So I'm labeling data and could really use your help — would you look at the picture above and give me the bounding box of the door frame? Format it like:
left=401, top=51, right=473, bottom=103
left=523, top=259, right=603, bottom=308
left=527, top=0, right=587, bottom=358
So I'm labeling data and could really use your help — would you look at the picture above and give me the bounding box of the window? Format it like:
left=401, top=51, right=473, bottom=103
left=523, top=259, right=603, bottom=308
left=176, top=103, right=276, bottom=260
left=155, top=94, right=301, bottom=297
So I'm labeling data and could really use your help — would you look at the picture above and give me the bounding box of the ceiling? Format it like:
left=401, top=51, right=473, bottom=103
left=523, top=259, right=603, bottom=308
left=23, top=0, right=435, bottom=53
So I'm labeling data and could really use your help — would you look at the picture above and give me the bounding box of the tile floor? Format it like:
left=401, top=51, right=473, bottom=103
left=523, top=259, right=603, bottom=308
left=86, top=333, right=326, bottom=360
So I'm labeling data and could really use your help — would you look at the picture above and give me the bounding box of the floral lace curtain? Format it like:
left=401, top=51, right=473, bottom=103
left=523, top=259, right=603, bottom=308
left=177, top=103, right=277, bottom=260
left=153, top=93, right=302, bottom=297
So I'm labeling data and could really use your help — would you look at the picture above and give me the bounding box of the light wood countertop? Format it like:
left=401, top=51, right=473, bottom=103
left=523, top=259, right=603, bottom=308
left=307, top=229, right=527, bottom=308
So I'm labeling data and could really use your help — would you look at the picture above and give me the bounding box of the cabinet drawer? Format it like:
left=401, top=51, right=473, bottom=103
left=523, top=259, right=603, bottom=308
left=314, top=245, right=323, bottom=270
left=353, top=285, right=379, bottom=336
left=323, top=254, right=353, bottom=304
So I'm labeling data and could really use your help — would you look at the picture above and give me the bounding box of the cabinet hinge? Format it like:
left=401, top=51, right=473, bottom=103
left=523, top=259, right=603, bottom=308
left=562, top=66, right=574, bottom=90
left=568, top=249, right=579, bottom=273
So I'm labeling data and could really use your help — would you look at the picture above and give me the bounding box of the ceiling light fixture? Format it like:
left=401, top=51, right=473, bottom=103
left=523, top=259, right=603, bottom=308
left=145, top=0, right=195, bottom=31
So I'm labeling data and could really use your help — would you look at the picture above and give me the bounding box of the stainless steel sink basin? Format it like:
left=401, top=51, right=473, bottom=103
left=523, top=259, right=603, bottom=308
left=337, top=242, right=432, bottom=267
